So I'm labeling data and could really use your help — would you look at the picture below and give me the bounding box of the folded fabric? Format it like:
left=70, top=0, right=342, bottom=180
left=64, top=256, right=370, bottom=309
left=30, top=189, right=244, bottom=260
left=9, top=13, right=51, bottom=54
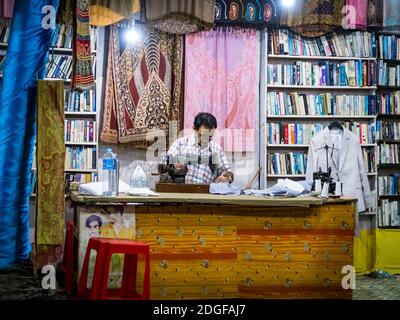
left=209, top=182, right=242, bottom=195
left=78, top=180, right=130, bottom=196
left=146, top=0, right=215, bottom=34
left=128, top=188, right=159, bottom=196
left=244, top=179, right=313, bottom=197
left=90, top=0, right=140, bottom=26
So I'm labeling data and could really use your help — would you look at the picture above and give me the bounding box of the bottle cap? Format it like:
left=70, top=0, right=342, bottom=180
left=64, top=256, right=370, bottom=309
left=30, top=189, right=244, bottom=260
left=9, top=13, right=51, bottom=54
left=105, top=148, right=112, bottom=152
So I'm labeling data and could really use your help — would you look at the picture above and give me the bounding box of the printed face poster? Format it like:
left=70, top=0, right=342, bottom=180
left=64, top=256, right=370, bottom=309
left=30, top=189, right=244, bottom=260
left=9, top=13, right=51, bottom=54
left=78, top=205, right=136, bottom=288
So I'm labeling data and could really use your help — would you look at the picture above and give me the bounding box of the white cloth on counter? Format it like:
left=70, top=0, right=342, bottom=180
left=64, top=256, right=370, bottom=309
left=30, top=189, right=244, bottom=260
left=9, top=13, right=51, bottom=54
left=244, top=179, right=313, bottom=197
left=78, top=180, right=130, bottom=196
left=128, top=188, right=159, bottom=196
left=209, top=182, right=242, bottom=195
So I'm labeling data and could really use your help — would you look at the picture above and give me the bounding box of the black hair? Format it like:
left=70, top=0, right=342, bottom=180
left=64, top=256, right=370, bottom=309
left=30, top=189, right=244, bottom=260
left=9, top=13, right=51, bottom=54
left=193, top=112, right=218, bottom=130
left=85, top=215, right=103, bottom=228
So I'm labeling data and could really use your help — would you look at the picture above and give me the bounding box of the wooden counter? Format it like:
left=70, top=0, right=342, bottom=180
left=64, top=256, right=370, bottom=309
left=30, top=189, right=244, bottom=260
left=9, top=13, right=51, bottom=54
left=70, top=191, right=353, bottom=207
left=70, top=192, right=356, bottom=299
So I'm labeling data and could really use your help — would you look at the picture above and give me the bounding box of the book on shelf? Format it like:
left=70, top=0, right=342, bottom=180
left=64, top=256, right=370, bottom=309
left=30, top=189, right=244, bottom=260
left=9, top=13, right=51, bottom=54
left=378, top=199, right=400, bottom=227
left=268, top=123, right=325, bottom=145
left=267, top=60, right=377, bottom=87
left=379, top=175, right=400, bottom=196
left=268, top=121, right=375, bottom=145
left=90, top=27, right=97, bottom=52
left=378, top=34, right=400, bottom=61
left=267, top=92, right=377, bottom=116
left=30, top=169, right=37, bottom=195
left=50, top=23, right=73, bottom=49
left=376, top=121, right=400, bottom=140
left=377, top=91, right=400, bottom=114
left=0, top=18, right=11, bottom=44
left=362, top=148, right=376, bottom=173
left=46, top=55, right=73, bottom=79
left=267, top=152, right=307, bottom=175
left=379, top=144, right=400, bottom=164
left=268, top=29, right=376, bottom=58
left=65, top=89, right=96, bottom=112
left=66, top=172, right=98, bottom=184
left=65, top=120, right=96, bottom=143
left=65, top=146, right=97, bottom=170
left=378, top=61, right=400, bottom=86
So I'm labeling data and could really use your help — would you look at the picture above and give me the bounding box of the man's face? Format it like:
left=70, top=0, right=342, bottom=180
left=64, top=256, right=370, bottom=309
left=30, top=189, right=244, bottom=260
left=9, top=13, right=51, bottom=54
left=87, top=221, right=100, bottom=237
left=195, top=125, right=215, bottom=147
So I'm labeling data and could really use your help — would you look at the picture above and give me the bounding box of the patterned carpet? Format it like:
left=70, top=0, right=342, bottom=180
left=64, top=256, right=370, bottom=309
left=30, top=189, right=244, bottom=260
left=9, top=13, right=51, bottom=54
left=0, top=261, right=399, bottom=300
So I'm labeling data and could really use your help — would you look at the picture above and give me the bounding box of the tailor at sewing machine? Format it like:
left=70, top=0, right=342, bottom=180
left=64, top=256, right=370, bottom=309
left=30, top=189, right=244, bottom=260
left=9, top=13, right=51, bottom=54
left=155, top=112, right=234, bottom=192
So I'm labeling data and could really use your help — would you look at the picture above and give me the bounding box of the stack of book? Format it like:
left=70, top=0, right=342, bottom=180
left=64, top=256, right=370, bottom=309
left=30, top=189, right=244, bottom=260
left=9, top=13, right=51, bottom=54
left=267, top=152, right=307, bottom=175
left=65, top=90, right=96, bottom=112
left=267, top=122, right=375, bottom=145
left=65, top=147, right=97, bottom=170
left=67, top=172, right=98, bottom=184
left=65, top=120, right=96, bottom=143
left=379, top=144, right=400, bottom=164
left=379, top=175, right=400, bottom=195
left=51, top=24, right=73, bottom=49
left=267, top=61, right=377, bottom=87
left=268, top=123, right=325, bottom=145
left=376, top=121, right=400, bottom=140
left=362, top=148, right=376, bottom=173
left=269, top=29, right=376, bottom=58
left=46, top=55, right=73, bottom=79
left=378, top=199, right=400, bottom=227
left=267, top=92, right=377, bottom=115
left=378, top=61, right=400, bottom=86
left=377, top=91, right=400, bottom=114
left=378, top=34, right=400, bottom=60
left=344, top=122, right=376, bottom=144
left=0, top=19, right=11, bottom=43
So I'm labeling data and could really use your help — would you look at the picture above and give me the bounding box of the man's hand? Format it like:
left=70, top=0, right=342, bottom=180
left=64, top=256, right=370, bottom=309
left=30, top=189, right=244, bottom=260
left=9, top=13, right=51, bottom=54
left=215, top=172, right=234, bottom=183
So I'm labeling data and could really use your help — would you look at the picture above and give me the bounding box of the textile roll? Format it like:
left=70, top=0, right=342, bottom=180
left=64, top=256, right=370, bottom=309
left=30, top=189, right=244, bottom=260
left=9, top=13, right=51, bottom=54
left=280, top=0, right=345, bottom=37
left=145, top=0, right=215, bottom=34
left=90, top=0, right=140, bottom=27
left=214, top=0, right=280, bottom=27
left=0, top=0, right=60, bottom=269
left=36, top=80, right=65, bottom=247
left=72, top=0, right=95, bottom=90
left=184, top=28, right=259, bottom=153
left=345, top=0, right=367, bottom=30
left=100, top=24, right=184, bottom=146
left=0, top=0, right=14, bottom=18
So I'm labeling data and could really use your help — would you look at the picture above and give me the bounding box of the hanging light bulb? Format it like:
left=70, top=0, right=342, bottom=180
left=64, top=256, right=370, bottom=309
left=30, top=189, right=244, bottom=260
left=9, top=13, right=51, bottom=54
left=125, top=19, right=141, bottom=44
left=281, top=0, right=295, bottom=7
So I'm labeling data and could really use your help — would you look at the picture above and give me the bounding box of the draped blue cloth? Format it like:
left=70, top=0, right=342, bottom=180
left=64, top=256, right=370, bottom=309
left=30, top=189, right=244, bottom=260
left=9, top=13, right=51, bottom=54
left=0, top=0, right=59, bottom=269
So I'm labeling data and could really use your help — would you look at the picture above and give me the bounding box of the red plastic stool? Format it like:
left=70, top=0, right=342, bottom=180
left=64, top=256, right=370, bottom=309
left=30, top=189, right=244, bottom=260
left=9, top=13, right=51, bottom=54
left=77, top=238, right=150, bottom=300
left=59, top=221, right=75, bottom=294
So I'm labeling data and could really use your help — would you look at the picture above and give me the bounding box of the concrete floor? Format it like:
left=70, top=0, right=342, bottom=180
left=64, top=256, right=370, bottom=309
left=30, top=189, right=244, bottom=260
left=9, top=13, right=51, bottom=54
left=1, top=261, right=399, bottom=300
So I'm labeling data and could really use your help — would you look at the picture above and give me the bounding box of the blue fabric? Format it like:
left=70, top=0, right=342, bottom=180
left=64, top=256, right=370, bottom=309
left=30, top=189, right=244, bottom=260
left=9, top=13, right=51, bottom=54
left=0, top=0, right=59, bottom=269
left=209, top=182, right=242, bottom=195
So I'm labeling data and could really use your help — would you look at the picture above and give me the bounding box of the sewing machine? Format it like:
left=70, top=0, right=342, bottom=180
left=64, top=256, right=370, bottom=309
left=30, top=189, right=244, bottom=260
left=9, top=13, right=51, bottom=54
left=154, top=154, right=214, bottom=193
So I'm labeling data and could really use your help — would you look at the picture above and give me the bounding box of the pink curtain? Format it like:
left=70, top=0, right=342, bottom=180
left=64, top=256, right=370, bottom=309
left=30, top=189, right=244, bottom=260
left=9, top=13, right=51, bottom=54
left=0, top=0, right=15, bottom=18
left=184, top=29, right=259, bottom=152
left=346, top=0, right=367, bottom=29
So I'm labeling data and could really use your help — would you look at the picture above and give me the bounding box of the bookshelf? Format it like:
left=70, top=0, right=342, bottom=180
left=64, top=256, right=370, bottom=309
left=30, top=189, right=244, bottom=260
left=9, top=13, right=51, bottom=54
left=376, top=34, right=400, bottom=227
left=0, top=20, right=99, bottom=195
left=263, top=29, right=379, bottom=217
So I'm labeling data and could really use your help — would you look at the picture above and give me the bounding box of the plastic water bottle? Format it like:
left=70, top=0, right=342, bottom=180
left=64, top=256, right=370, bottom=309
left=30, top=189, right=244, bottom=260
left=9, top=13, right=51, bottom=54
left=102, top=148, right=119, bottom=196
